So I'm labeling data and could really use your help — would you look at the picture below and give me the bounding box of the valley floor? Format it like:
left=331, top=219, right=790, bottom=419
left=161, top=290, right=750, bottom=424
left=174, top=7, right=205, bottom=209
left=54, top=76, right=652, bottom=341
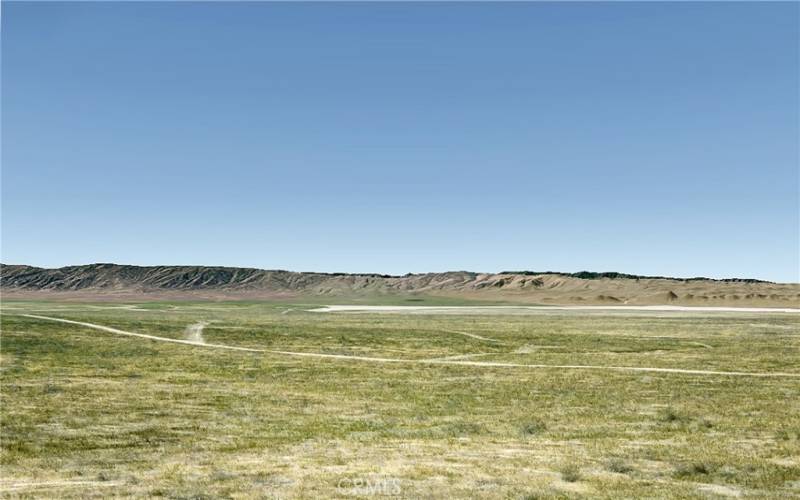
left=1, top=301, right=799, bottom=498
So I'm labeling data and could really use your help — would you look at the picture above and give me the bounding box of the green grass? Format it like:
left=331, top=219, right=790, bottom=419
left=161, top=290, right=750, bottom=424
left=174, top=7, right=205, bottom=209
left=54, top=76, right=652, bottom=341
left=1, top=301, right=798, bottom=498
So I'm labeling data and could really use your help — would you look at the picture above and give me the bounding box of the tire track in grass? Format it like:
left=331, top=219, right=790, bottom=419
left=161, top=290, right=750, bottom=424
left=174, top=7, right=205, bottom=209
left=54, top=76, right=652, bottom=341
left=441, top=329, right=504, bottom=344
left=0, top=480, right=124, bottom=492
left=13, top=314, right=800, bottom=378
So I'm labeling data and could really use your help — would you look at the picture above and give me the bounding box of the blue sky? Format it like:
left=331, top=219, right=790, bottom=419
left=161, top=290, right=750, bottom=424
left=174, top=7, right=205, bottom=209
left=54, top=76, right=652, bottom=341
left=2, top=2, right=798, bottom=281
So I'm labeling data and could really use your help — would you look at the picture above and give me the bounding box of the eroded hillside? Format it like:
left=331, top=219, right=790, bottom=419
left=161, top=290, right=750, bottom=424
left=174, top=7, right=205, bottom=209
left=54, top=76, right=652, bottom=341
left=2, top=264, right=798, bottom=306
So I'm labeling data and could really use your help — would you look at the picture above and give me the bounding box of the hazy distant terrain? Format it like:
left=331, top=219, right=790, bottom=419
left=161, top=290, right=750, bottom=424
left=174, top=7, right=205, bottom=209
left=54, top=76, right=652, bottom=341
left=2, top=263, right=798, bottom=306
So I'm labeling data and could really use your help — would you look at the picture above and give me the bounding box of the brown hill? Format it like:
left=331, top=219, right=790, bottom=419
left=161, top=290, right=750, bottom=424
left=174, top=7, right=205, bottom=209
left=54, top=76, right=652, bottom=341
left=1, top=263, right=798, bottom=306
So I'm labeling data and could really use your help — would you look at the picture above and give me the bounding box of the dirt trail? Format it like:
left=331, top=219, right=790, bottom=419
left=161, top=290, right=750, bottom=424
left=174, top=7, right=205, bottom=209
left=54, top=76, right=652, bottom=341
left=442, top=329, right=503, bottom=343
left=185, top=321, right=209, bottom=343
left=19, top=314, right=263, bottom=353
left=14, top=314, right=800, bottom=378
left=425, top=353, right=494, bottom=362
left=0, top=480, right=123, bottom=492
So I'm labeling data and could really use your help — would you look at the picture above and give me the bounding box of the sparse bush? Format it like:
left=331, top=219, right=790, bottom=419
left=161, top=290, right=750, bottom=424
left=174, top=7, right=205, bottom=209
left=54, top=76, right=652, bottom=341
left=694, top=417, right=714, bottom=430
left=674, top=462, right=712, bottom=478
left=560, top=464, right=581, bottom=482
left=776, top=428, right=800, bottom=441
left=42, top=383, right=61, bottom=395
left=659, top=407, right=685, bottom=423
left=444, top=421, right=484, bottom=437
left=520, top=419, right=546, bottom=436
left=607, top=458, right=634, bottom=474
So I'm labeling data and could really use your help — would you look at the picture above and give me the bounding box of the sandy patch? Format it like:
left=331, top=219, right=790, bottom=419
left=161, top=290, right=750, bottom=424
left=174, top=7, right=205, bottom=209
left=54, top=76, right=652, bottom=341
left=312, top=305, right=800, bottom=314
left=185, top=321, right=209, bottom=343
left=696, top=483, right=742, bottom=497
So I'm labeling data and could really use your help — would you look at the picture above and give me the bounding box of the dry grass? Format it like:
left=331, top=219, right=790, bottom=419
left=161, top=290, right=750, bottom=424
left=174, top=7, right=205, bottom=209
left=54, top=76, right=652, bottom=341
left=1, top=301, right=798, bottom=498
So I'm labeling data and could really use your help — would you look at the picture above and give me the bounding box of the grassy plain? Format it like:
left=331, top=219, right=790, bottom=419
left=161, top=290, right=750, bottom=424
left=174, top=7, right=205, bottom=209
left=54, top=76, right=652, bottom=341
left=1, top=300, right=799, bottom=498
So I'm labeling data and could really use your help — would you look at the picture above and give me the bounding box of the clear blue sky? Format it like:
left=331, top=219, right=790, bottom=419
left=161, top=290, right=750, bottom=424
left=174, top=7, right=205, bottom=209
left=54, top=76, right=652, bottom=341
left=2, top=2, right=798, bottom=281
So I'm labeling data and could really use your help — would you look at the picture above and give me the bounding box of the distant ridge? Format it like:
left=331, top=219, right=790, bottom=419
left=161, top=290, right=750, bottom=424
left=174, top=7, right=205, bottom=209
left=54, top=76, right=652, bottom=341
left=499, top=271, right=771, bottom=284
left=1, top=263, right=796, bottom=306
left=1, top=263, right=775, bottom=283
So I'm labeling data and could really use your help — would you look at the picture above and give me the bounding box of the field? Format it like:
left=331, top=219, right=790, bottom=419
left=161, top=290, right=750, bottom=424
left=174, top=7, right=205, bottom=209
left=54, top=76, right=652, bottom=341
left=1, top=301, right=799, bottom=498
